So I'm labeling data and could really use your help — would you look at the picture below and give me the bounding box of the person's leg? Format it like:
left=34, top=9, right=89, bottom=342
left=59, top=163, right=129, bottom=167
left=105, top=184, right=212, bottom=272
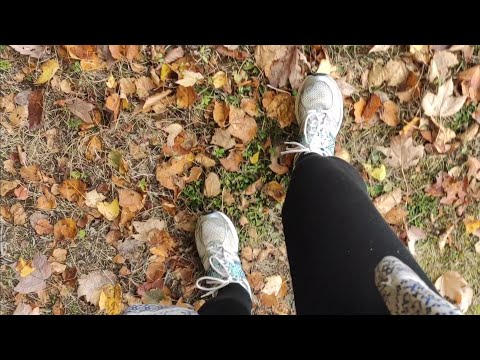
left=195, top=212, right=253, bottom=315
left=282, top=154, right=437, bottom=314
left=281, top=74, right=437, bottom=314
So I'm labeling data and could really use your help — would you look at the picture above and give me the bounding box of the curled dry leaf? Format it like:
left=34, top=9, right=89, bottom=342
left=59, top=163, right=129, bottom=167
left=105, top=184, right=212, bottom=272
left=458, top=65, right=480, bottom=103
left=380, top=100, right=400, bottom=127
left=176, top=70, right=204, bottom=87
left=262, top=91, right=295, bottom=129
left=216, top=45, right=249, bottom=61
left=241, top=98, right=258, bottom=117
left=422, top=78, right=467, bottom=117
left=135, top=76, right=155, bottom=99
left=195, top=153, right=216, bottom=168
left=213, top=100, right=229, bottom=127
left=35, top=59, right=59, bottom=85
left=14, top=185, right=28, bottom=200
left=11, top=203, right=27, bottom=225
left=174, top=210, right=197, bottom=233
left=227, top=107, right=257, bottom=143
left=435, top=271, right=473, bottom=313
left=369, top=45, right=391, bottom=53
left=1, top=180, right=19, bottom=197
left=245, top=178, right=264, bottom=196
left=105, top=93, right=120, bottom=121
left=59, top=179, right=87, bottom=204
left=54, top=218, right=77, bottom=242
left=220, top=149, right=243, bottom=172
left=204, top=172, right=221, bottom=198
left=77, top=270, right=117, bottom=306
left=335, top=78, right=357, bottom=98
left=155, top=153, right=194, bottom=194
left=212, top=71, right=227, bottom=89
left=164, top=46, right=185, bottom=64
left=269, top=146, right=289, bottom=175
left=376, top=135, right=424, bottom=170
left=37, top=188, right=57, bottom=210
left=428, top=50, right=458, bottom=83
left=164, top=123, right=183, bottom=147
left=176, top=85, right=196, bottom=109
left=119, top=77, right=136, bottom=99
left=85, top=135, right=102, bottom=161
left=264, top=181, right=285, bottom=202
left=3, top=159, right=16, bottom=175
left=439, top=225, right=455, bottom=252
left=118, top=189, right=144, bottom=213
left=30, top=212, right=53, bottom=235
left=211, top=128, right=235, bottom=149
left=373, top=188, right=402, bottom=216
left=85, top=189, right=106, bottom=208
left=384, top=206, right=407, bottom=225
left=430, top=117, right=456, bottom=154
left=19, top=165, right=41, bottom=182
left=14, top=254, right=52, bottom=294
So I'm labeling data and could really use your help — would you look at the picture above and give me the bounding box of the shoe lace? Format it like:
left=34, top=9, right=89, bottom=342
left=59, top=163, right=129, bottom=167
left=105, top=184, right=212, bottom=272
left=282, top=110, right=329, bottom=156
left=196, top=246, right=238, bottom=298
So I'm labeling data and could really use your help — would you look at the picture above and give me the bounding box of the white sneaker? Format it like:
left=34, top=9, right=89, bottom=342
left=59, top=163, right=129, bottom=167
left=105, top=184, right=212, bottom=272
left=195, top=211, right=252, bottom=299
left=283, top=74, right=343, bottom=157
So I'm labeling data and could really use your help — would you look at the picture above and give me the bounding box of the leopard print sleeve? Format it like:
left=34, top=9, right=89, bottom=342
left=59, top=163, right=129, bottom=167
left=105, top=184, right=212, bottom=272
left=375, top=256, right=461, bottom=315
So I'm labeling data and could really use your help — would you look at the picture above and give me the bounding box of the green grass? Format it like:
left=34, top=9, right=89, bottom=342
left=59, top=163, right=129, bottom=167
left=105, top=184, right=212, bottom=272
left=407, top=194, right=439, bottom=228
left=0, top=59, right=12, bottom=71
left=449, top=104, right=476, bottom=132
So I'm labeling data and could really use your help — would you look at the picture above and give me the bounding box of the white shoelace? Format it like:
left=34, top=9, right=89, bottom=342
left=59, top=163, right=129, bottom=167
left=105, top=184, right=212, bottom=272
left=282, top=110, right=330, bottom=157
left=196, top=247, right=239, bottom=298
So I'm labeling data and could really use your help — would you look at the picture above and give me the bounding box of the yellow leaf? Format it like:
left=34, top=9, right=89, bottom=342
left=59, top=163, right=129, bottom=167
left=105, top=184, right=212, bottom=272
left=15, top=258, right=36, bottom=278
left=98, top=283, right=123, bottom=315
left=212, top=71, right=227, bottom=89
left=160, top=64, right=172, bottom=81
left=250, top=151, right=260, bottom=164
left=464, top=218, right=480, bottom=235
left=35, top=59, right=59, bottom=85
left=97, top=199, right=120, bottom=221
left=316, top=59, right=337, bottom=75
left=364, top=164, right=387, bottom=181
left=106, top=74, right=117, bottom=89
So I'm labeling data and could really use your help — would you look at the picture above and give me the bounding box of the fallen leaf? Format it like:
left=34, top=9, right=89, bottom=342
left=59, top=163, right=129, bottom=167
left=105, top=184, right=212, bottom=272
left=269, top=146, right=289, bottom=175
left=212, top=71, right=227, bottom=89
left=99, top=283, right=123, bottom=315
left=14, top=254, right=52, bottom=294
left=458, top=65, right=480, bottom=103
left=0, top=205, right=12, bottom=222
left=1, top=180, right=19, bottom=196
left=156, top=153, right=194, bottom=194
left=334, top=144, right=351, bottom=163
left=396, top=72, right=421, bottom=103
left=422, top=78, right=467, bottom=117
left=335, top=78, right=357, bottom=98
left=85, top=189, right=106, bottom=208
left=255, top=45, right=308, bottom=89
left=14, top=185, right=28, bottom=200
left=59, top=179, right=87, bottom=204
left=105, top=93, right=120, bottom=121
left=227, top=107, right=257, bottom=143
left=185, top=166, right=202, bottom=183
left=11, top=203, right=27, bottom=225
left=353, top=98, right=367, bottom=123
left=51, top=248, right=67, bottom=263
left=204, top=173, right=221, bottom=198
left=176, top=85, right=196, bottom=109
left=430, top=117, right=456, bottom=153
left=264, top=181, right=285, bottom=202
left=165, top=46, right=185, bottom=64
left=63, top=98, right=95, bottom=123
left=369, top=45, right=391, bottom=53
left=460, top=123, right=479, bottom=143
left=368, top=60, right=388, bottom=87
left=29, top=212, right=53, bottom=235
left=15, top=257, right=36, bottom=277
left=464, top=217, right=480, bottom=235
left=106, top=230, right=122, bottom=245
left=77, top=270, right=117, bottom=306
left=363, top=164, right=387, bottom=181
left=118, top=189, right=143, bottom=213
left=440, top=176, right=467, bottom=207
left=213, top=100, right=229, bottom=127
left=119, top=77, right=136, bottom=99
left=211, top=128, right=236, bottom=149
left=54, top=218, right=77, bottom=242
left=51, top=262, right=67, bottom=274
left=406, top=226, right=426, bottom=256
left=132, top=218, right=165, bottom=243
left=380, top=100, right=400, bottom=127
left=220, top=149, right=243, bottom=172
left=216, top=45, right=249, bottom=60
left=435, top=271, right=473, bottom=313
left=143, top=90, right=174, bottom=113
left=262, top=275, right=283, bottom=296
left=35, top=59, right=59, bottom=85
left=361, top=94, right=381, bottom=124
left=316, top=58, right=337, bottom=75
left=410, top=45, right=430, bottom=64
left=174, top=211, right=197, bottom=232
left=376, top=135, right=424, bottom=169
left=19, top=165, right=41, bottom=182
left=262, top=91, right=295, bottom=129
left=8, top=106, right=28, bottom=127
left=108, top=150, right=128, bottom=175
left=429, top=51, right=458, bottom=83
left=13, top=303, right=40, bottom=315
left=97, top=199, right=120, bottom=221
left=438, top=226, right=455, bottom=252
left=245, top=178, right=264, bottom=196
left=85, top=135, right=102, bottom=161
left=10, top=45, right=46, bottom=58
left=384, top=206, right=408, bottom=225
left=195, top=153, right=216, bottom=168
left=164, top=123, right=184, bottom=147
left=37, top=188, right=57, bottom=210
left=3, top=159, right=16, bottom=175
left=373, top=188, right=402, bottom=216
left=176, top=70, right=203, bottom=87
left=384, top=59, right=409, bottom=87
left=135, top=76, right=155, bottom=99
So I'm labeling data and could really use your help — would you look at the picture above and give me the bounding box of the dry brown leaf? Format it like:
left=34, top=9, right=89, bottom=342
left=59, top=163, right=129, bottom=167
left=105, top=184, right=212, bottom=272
left=19, top=165, right=41, bottom=182
left=435, top=271, right=473, bottom=313
left=155, top=153, right=195, bottom=194
left=262, top=91, right=295, bottom=129
left=245, top=178, right=264, bottom=196
left=119, top=77, right=136, bottom=99
left=118, top=189, right=144, bottom=213
left=384, top=59, right=409, bottom=87
left=396, top=72, right=421, bottom=103
left=384, top=206, right=408, bottom=225
left=13, top=303, right=40, bottom=315
left=97, top=199, right=120, bottom=221
left=1, top=180, right=19, bottom=197
left=216, top=45, right=249, bottom=60
left=84, top=189, right=106, bottom=208
left=3, top=159, right=16, bottom=175
left=105, top=93, right=120, bottom=121
left=204, top=172, right=221, bottom=198
left=362, top=94, right=382, bottom=124
left=10, top=45, right=46, bottom=58
left=37, top=188, right=57, bottom=210
left=460, top=123, right=479, bottom=143
left=227, top=107, right=257, bottom=143
left=54, top=218, right=77, bottom=242
left=59, top=179, right=87, bottom=204
left=406, top=226, right=426, bottom=256
left=176, top=70, right=204, bottom=87
left=211, top=128, right=236, bottom=149
left=269, top=146, right=289, bottom=175
left=422, top=78, right=467, bottom=117
left=184, top=166, right=203, bottom=184
left=410, top=45, right=430, bottom=65
left=440, top=176, right=467, bottom=207
left=368, top=60, right=387, bottom=87
left=354, top=98, right=367, bottom=123
left=241, top=98, right=259, bottom=117
left=143, top=90, right=174, bottom=112
left=14, top=185, right=28, bottom=200
left=369, top=45, right=391, bottom=53
left=9, top=106, right=28, bottom=127
left=373, top=188, right=402, bottom=216
left=376, top=135, right=424, bottom=169
left=429, top=51, right=459, bottom=83
left=380, top=100, right=400, bottom=127
left=439, top=225, right=455, bottom=252
left=458, top=65, right=480, bottom=103
left=220, top=149, right=243, bottom=172
left=135, top=76, right=155, bottom=99
left=14, top=254, right=52, bottom=294
left=213, top=100, right=229, bottom=127
left=165, top=47, right=185, bottom=64
left=255, top=45, right=308, bottom=89
left=11, top=203, right=27, bottom=225
left=0, top=205, right=12, bottom=222
left=77, top=270, right=117, bottom=306
left=195, top=153, right=216, bottom=168
left=176, top=85, right=196, bottom=109
left=430, top=117, right=456, bottom=153
left=174, top=211, right=197, bottom=232
left=212, top=71, right=227, bottom=89
left=264, top=181, right=285, bottom=202
left=336, top=78, right=357, bottom=98
left=85, top=135, right=102, bottom=161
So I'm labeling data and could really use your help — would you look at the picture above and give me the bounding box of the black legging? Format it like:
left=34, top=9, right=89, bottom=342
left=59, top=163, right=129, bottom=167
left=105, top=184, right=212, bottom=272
left=199, top=153, right=437, bottom=315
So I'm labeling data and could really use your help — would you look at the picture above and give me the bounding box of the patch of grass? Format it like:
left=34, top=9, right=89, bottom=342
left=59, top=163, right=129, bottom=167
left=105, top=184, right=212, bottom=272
left=449, top=104, right=476, bottom=132
left=407, top=194, right=439, bottom=228
left=0, top=59, right=12, bottom=71
left=0, top=45, right=6, bottom=51
left=181, top=180, right=205, bottom=211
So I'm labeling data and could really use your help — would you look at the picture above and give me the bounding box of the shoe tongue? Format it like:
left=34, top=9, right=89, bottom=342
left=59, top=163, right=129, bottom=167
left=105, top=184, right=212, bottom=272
left=301, top=81, right=333, bottom=109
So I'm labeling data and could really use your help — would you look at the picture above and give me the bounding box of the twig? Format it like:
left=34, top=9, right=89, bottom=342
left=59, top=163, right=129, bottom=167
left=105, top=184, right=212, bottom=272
left=266, top=85, right=291, bottom=95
